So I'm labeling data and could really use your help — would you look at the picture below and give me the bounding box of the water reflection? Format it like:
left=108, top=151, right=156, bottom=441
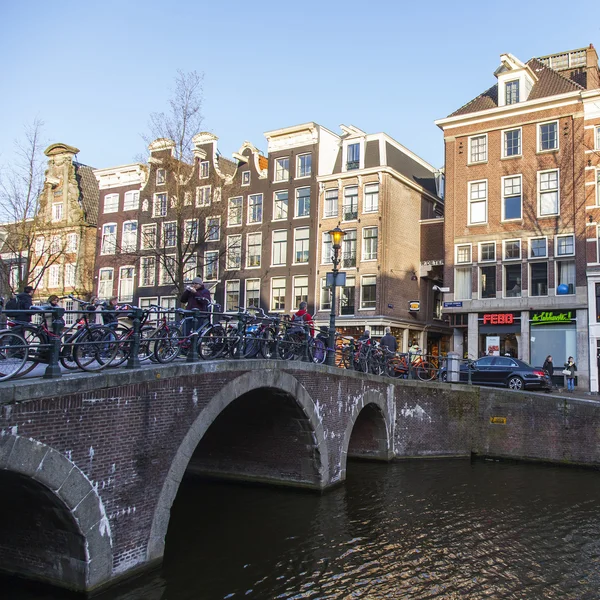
left=6, top=459, right=600, bottom=599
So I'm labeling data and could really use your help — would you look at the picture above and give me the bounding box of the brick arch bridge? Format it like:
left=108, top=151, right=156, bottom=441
left=3, top=359, right=598, bottom=593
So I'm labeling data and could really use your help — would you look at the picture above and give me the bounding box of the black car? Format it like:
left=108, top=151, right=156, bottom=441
left=441, top=355, right=552, bottom=391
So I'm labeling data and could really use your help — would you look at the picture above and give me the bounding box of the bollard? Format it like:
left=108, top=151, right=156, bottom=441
left=303, top=324, right=310, bottom=362
left=126, top=308, right=142, bottom=369
left=274, top=317, right=281, bottom=360
left=447, top=352, right=460, bottom=383
left=349, top=338, right=356, bottom=370
left=467, top=359, right=473, bottom=385
left=187, top=309, right=200, bottom=362
left=44, top=307, right=65, bottom=379
left=234, top=312, right=246, bottom=359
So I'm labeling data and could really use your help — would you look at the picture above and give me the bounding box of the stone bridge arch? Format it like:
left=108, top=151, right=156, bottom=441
left=339, top=389, right=394, bottom=479
left=147, top=369, right=330, bottom=560
left=0, top=434, right=113, bottom=590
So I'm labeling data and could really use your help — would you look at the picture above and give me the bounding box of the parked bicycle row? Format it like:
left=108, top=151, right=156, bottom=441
left=0, top=295, right=443, bottom=383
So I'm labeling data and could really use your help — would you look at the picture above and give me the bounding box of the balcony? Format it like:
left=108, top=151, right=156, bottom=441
left=346, top=161, right=359, bottom=170
left=342, top=252, right=356, bottom=268
left=342, top=208, right=358, bottom=221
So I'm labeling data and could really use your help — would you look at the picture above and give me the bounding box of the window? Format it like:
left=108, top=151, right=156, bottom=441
left=596, top=126, right=600, bottom=150
left=184, top=219, right=198, bottom=244
left=9, top=264, right=20, bottom=289
left=505, top=80, right=519, bottom=104
left=104, top=194, right=119, bottom=213
left=455, top=267, right=472, bottom=300
left=480, top=265, right=496, bottom=299
left=504, top=264, right=521, bottom=297
left=503, top=129, right=521, bottom=157
left=271, top=277, right=286, bottom=311
left=242, top=171, right=250, bottom=186
left=296, top=153, right=312, bottom=178
left=183, top=255, right=197, bottom=283
left=118, top=267, right=135, bottom=302
left=139, top=297, right=159, bottom=322
left=342, top=230, right=357, bottom=268
left=196, top=185, right=211, bottom=207
left=469, top=135, right=487, bottom=163
left=246, top=279, right=260, bottom=308
left=214, top=187, right=221, bottom=203
left=530, top=262, right=548, bottom=296
left=156, top=169, right=166, bottom=185
left=347, top=143, right=360, bottom=170
left=504, top=239, right=521, bottom=260
left=206, top=217, right=220, bottom=242
left=247, top=232, right=262, bottom=268
left=320, top=278, right=332, bottom=311
left=140, top=256, right=156, bottom=287
left=66, top=233, right=78, bottom=253
left=468, top=181, right=487, bottom=224
left=294, top=228, right=309, bottom=264
left=199, top=161, right=209, bottom=178
left=48, top=264, right=60, bottom=288
left=360, top=275, right=376, bottom=309
left=98, top=268, right=113, bottom=299
left=293, top=276, right=309, bottom=308
left=364, top=183, right=379, bottom=213
left=228, top=196, right=242, bottom=226
left=539, top=121, right=558, bottom=151
left=50, top=235, right=61, bottom=254
left=163, top=222, right=177, bottom=248
left=530, top=237, right=547, bottom=258
left=101, top=224, right=117, bottom=255
left=184, top=191, right=192, bottom=206
left=226, top=280, right=240, bottom=312
left=322, top=232, right=332, bottom=265
left=248, top=194, right=263, bottom=224
left=341, top=277, right=355, bottom=315
left=123, top=191, right=140, bottom=211
left=273, top=190, right=288, bottom=220
left=324, top=189, right=338, bottom=218
left=343, top=186, right=358, bottom=221
left=204, top=250, right=219, bottom=281
left=52, top=203, right=63, bottom=222
left=141, top=224, right=157, bottom=249
left=456, top=244, right=472, bottom=264
left=597, top=169, right=600, bottom=206
left=275, top=157, right=289, bottom=182
left=227, top=235, right=242, bottom=270
left=556, top=260, right=575, bottom=294
left=479, top=242, right=495, bottom=262
left=35, top=236, right=44, bottom=254
left=31, top=266, right=43, bottom=288
left=539, top=170, right=559, bottom=216
left=502, top=175, right=522, bottom=220
left=122, top=221, right=138, bottom=252
left=556, top=234, right=575, bottom=256
left=153, top=193, right=167, bottom=217
left=160, top=296, right=177, bottom=311
left=362, top=227, right=378, bottom=261
left=272, top=230, right=287, bottom=266
left=160, top=255, right=176, bottom=286
left=296, top=187, right=310, bottom=217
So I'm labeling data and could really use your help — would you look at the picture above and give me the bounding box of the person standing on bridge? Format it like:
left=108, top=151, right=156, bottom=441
left=380, top=327, right=397, bottom=354
left=181, top=277, right=211, bottom=312
left=292, top=301, right=314, bottom=337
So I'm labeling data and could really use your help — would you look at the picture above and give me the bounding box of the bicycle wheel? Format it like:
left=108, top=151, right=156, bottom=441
left=259, top=327, right=277, bottom=359
left=278, top=333, right=297, bottom=360
left=154, top=327, right=183, bottom=363
left=0, top=331, right=29, bottom=381
left=415, top=361, right=436, bottom=382
left=387, top=356, right=407, bottom=379
left=311, top=338, right=327, bottom=364
left=199, top=324, right=227, bottom=360
left=107, top=325, right=132, bottom=367
left=337, top=346, right=352, bottom=369
left=74, top=327, right=118, bottom=371
left=13, top=326, right=46, bottom=377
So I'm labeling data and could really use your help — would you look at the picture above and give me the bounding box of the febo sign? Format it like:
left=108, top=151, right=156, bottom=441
left=482, top=313, right=514, bottom=325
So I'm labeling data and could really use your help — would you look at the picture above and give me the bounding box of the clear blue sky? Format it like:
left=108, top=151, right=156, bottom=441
left=1, top=0, right=599, bottom=172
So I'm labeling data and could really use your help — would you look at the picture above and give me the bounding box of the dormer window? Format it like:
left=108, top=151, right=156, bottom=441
left=505, top=80, right=520, bottom=105
left=347, top=143, right=360, bottom=170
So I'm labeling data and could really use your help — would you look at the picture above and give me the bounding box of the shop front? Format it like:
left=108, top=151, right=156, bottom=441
left=529, top=310, right=577, bottom=378
left=478, top=312, right=521, bottom=358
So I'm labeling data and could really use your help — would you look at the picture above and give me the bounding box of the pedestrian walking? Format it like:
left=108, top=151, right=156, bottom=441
left=563, top=357, right=577, bottom=392
left=542, top=355, right=553, bottom=377
left=380, top=327, right=397, bottom=354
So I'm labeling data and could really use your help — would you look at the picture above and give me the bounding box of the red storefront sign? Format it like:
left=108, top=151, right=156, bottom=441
left=482, top=313, right=514, bottom=325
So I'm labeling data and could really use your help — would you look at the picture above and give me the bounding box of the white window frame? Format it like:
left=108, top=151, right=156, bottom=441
left=48, top=264, right=61, bottom=288
left=183, top=254, right=198, bottom=283
left=241, top=171, right=250, bottom=186
left=246, top=232, right=262, bottom=269
left=199, top=161, right=209, bottom=178
left=529, top=236, right=548, bottom=259
left=103, top=193, right=119, bottom=214
left=322, top=232, right=332, bottom=265
left=596, top=126, right=600, bottom=150
left=363, top=183, right=379, bottom=213
left=293, top=275, right=309, bottom=309
left=162, top=221, right=177, bottom=248
left=160, top=296, right=177, bottom=311
left=66, top=233, right=78, bottom=253
left=156, top=168, right=166, bottom=185
left=184, top=219, right=198, bottom=244
left=228, top=196, right=243, bottom=227
left=101, top=223, right=117, bottom=255
left=50, top=234, right=61, bottom=254
left=140, top=256, right=156, bottom=287
left=247, top=193, right=263, bottom=224
left=52, top=203, right=63, bottom=222
left=293, top=227, right=310, bottom=265
left=225, top=280, right=240, bottom=312
left=454, top=267, right=473, bottom=300
left=320, top=277, right=332, bottom=311
left=478, top=241, right=496, bottom=262
left=204, top=250, right=219, bottom=281
left=141, top=224, right=157, bottom=250
left=245, top=279, right=260, bottom=309
left=342, top=186, right=359, bottom=221
left=501, top=174, right=522, bottom=222
left=295, top=187, right=311, bottom=218
left=596, top=168, right=600, bottom=207
left=468, top=180, right=487, bottom=225
left=274, top=157, right=289, bottom=182
left=455, top=243, right=472, bottom=265
left=226, top=234, right=242, bottom=270
left=206, top=216, right=221, bottom=242
left=139, top=297, right=159, bottom=322
left=343, top=140, right=364, bottom=171
left=270, top=277, right=286, bottom=312
left=196, top=185, right=211, bottom=207
left=98, top=268, right=114, bottom=299
left=271, top=229, right=287, bottom=267
left=35, top=236, right=45, bottom=255
left=362, top=226, right=378, bottom=261
left=538, top=169, right=560, bottom=217
left=555, top=233, right=575, bottom=257
left=273, top=190, right=288, bottom=221
left=296, top=153, right=312, bottom=179
left=118, top=266, right=135, bottom=302
left=502, top=127, right=522, bottom=158
left=153, top=193, right=168, bottom=217
left=360, top=275, right=377, bottom=310
left=159, top=255, right=176, bottom=286
left=121, top=220, right=138, bottom=253
left=537, top=120, right=559, bottom=153
left=468, top=134, right=488, bottom=164
left=123, top=190, right=140, bottom=211
left=503, top=239, right=522, bottom=261
left=324, top=188, right=339, bottom=218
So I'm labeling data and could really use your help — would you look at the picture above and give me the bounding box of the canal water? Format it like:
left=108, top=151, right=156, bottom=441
left=6, top=459, right=600, bottom=599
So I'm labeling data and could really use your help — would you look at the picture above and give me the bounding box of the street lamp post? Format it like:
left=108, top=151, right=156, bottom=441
left=327, top=225, right=346, bottom=366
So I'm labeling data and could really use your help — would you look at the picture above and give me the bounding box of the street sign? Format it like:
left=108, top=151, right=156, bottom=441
left=326, top=272, right=346, bottom=287
left=443, top=301, right=463, bottom=308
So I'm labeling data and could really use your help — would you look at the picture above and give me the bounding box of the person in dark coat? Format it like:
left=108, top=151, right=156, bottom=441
left=564, top=356, right=577, bottom=392
left=542, top=355, right=553, bottom=377
left=15, top=286, right=35, bottom=323
left=180, top=277, right=211, bottom=312
left=380, top=327, right=397, bottom=354
left=101, top=296, right=120, bottom=328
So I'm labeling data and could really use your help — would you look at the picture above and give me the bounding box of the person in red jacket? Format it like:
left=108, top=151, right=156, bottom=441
left=292, top=301, right=314, bottom=336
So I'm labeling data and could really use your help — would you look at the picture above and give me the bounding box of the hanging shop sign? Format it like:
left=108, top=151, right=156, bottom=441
left=409, top=300, right=420, bottom=312
left=530, top=310, right=576, bottom=325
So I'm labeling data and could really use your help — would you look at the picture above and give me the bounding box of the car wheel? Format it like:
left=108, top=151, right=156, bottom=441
left=508, top=376, right=524, bottom=390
